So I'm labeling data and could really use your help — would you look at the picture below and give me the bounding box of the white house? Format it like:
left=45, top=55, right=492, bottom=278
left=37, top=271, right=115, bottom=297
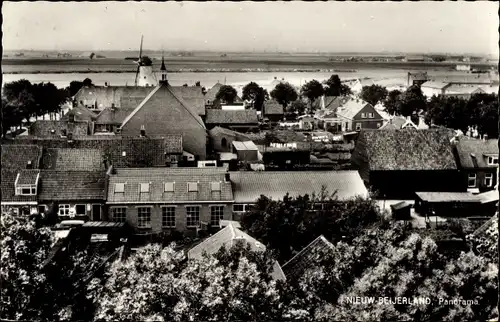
left=456, top=64, right=471, bottom=72
left=420, top=81, right=451, bottom=98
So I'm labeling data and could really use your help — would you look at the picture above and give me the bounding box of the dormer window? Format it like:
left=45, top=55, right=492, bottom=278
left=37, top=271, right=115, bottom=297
left=164, top=182, right=175, bottom=192
left=211, top=182, right=221, bottom=191
left=114, top=183, right=125, bottom=193
left=486, top=155, right=498, bottom=165
left=368, top=113, right=374, bottom=118
left=140, top=183, right=150, bottom=193
left=188, top=182, right=198, bottom=192
left=361, top=113, right=366, bottom=118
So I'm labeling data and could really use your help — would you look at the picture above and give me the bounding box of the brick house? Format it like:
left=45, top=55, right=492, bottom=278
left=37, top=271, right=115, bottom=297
left=105, top=167, right=234, bottom=233
left=336, top=98, right=385, bottom=131
left=208, top=126, right=253, bottom=153
left=351, top=129, right=463, bottom=198
left=119, top=82, right=207, bottom=160
left=453, top=138, right=498, bottom=193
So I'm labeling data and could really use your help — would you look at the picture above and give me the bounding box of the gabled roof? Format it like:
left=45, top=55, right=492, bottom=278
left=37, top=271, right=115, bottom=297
left=121, top=83, right=206, bottom=130
left=187, top=223, right=286, bottom=281
left=358, top=129, right=457, bottom=171
left=205, top=82, right=224, bottom=102
left=61, top=106, right=98, bottom=122
left=444, top=84, right=485, bottom=95
left=208, top=126, right=253, bottom=141
left=5, top=135, right=183, bottom=167
left=1, top=169, right=39, bottom=204
left=206, top=109, right=259, bottom=125
left=95, top=107, right=136, bottom=125
left=379, top=116, right=407, bottom=130
left=229, top=170, right=369, bottom=203
left=232, top=141, right=259, bottom=151
left=1, top=144, right=42, bottom=170
left=29, top=120, right=89, bottom=137
left=38, top=170, right=107, bottom=201
left=336, top=98, right=372, bottom=120
left=107, top=167, right=233, bottom=204
left=171, top=86, right=206, bottom=116
left=421, top=81, right=450, bottom=89
left=263, top=100, right=284, bottom=116
left=74, top=86, right=153, bottom=109
left=41, top=148, right=104, bottom=171
left=455, top=138, right=498, bottom=168
left=409, top=72, right=428, bottom=81
left=282, top=235, right=335, bottom=281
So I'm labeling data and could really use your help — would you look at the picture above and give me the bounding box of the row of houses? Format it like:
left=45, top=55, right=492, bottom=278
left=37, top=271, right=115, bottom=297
left=1, top=143, right=369, bottom=232
left=420, top=81, right=499, bottom=99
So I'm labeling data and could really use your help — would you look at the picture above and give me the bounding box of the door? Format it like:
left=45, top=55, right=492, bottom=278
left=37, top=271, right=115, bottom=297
left=92, top=205, right=101, bottom=221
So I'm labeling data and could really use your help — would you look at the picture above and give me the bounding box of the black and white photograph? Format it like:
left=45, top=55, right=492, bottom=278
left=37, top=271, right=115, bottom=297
left=1, top=1, right=499, bottom=321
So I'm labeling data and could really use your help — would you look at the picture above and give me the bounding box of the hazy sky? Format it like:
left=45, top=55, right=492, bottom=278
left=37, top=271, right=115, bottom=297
left=3, top=1, right=498, bottom=55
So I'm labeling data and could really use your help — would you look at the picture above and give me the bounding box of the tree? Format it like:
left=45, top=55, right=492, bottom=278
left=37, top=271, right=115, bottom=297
left=67, top=81, right=84, bottom=97
left=324, top=75, right=342, bottom=97
left=289, top=100, right=307, bottom=114
left=360, top=84, right=389, bottom=106
left=424, top=95, right=471, bottom=133
left=468, top=93, right=498, bottom=138
left=301, top=80, right=324, bottom=110
left=383, top=90, right=402, bottom=115
left=0, top=212, right=56, bottom=320
left=195, top=81, right=201, bottom=87
left=215, top=85, right=238, bottom=104
left=397, top=85, right=427, bottom=117
left=340, top=84, right=353, bottom=96
left=32, top=82, right=69, bottom=119
left=82, top=78, right=93, bottom=87
left=242, top=82, right=269, bottom=111
left=89, top=52, right=95, bottom=60
left=2, top=79, right=36, bottom=126
left=270, top=82, right=298, bottom=109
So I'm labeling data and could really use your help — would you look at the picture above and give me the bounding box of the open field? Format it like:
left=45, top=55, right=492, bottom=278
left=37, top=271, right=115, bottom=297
left=2, top=56, right=495, bottom=74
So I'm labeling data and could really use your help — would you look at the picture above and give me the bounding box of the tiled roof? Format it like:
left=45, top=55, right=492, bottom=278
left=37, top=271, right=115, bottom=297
left=421, top=81, right=450, bottom=89
left=455, top=138, right=498, bottom=168
left=29, top=120, right=90, bottom=137
left=263, top=100, right=284, bottom=116
left=41, top=148, right=104, bottom=171
left=187, top=223, right=286, bottom=281
left=5, top=135, right=183, bottom=167
left=171, top=86, right=206, bottom=116
left=434, top=74, right=492, bottom=85
left=120, top=96, right=148, bottom=109
left=208, top=126, right=253, bottom=141
left=282, top=235, right=335, bottom=281
left=336, top=98, right=372, bottom=120
left=95, top=107, right=136, bottom=124
left=229, top=170, right=369, bottom=203
left=359, top=129, right=457, bottom=171
left=409, top=72, right=428, bottom=81
left=415, top=192, right=482, bottom=203
left=61, top=106, right=98, bottom=122
left=379, top=116, right=408, bottom=130
left=444, top=84, right=484, bottom=95
left=232, top=141, right=258, bottom=151
left=1, top=169, right=38, bottom=203
left=205, top=83, right=224, bottom=103
left=107, top=167, right=233, bottom=204
left=206, top=109, right=259, bottom=125
left=38, top=170, right=106, bottom=201
left=1, top=144, right=42, bottom=170
left=17, top=170, right=40, bottom=185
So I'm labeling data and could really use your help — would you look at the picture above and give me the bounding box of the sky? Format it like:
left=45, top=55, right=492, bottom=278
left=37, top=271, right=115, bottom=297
left=2, top=1, right=499, bottom=55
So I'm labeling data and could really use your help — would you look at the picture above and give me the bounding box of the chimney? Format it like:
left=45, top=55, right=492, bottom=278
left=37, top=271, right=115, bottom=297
left=225, top=172, right=230, bottom=182
left=26, top=160, right=33, bottom=169
left=140, top=125, right=146, bottom=137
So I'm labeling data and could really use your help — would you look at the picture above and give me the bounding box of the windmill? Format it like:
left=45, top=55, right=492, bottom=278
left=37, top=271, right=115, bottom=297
left=133, top=35, right=157, bottom=87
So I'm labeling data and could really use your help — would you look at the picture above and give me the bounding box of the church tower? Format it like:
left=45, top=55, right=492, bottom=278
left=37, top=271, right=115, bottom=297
left=160, top=53, right=168, bottom=84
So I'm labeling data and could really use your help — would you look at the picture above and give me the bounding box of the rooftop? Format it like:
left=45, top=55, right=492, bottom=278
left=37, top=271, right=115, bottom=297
left=415, top=192, right=482, bottom=203
left=232, top=141, right=259, bottom=151
left=421, top=81, right=450, bottom=89
left=455, top=138, right=498, bottom=169
left=1, top=144, right=42, bottom=170
left=205, top=109, right=259, bottom=125
left=1, top=169, right=39, bottom=203
left=38, top=170, right=107, bottom=201
left=29, top=120, right=90, bottom=138
left=229, top=170, right=369, bottom=203
left=41, top=148, right=104, bottom=171
left=336, top=98, right=372, bottom=120
left=358, top=129, right=457, bottom=171
left=263, top=100, right=284, bottom=115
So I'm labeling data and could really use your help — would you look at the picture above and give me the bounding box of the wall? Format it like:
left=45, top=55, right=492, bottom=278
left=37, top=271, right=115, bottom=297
left=466, top=169, right=497, bottom=193
left=352, top=105, right=385, bottom=130
left=108, top=203, right=233, bottom=233
left=350, top=134, right=370, bottom=182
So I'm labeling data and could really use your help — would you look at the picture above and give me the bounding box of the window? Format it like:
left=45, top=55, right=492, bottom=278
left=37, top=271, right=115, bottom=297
left=485, top=173, right=494, bottom=187
left=186, top=206, right=200, bottom=228
left=188, top=182, right=198, bottom=192
left=164, top=182, right=175, bottom=192
left=211, top=182, right=221, bottom=192
left=21, top=187, right=31, bottom=195
left=162, top=207, right=176, bottom=228
left=140, top=183, right=150, bottom=193
left=210, top=206, right=224, bottom=226
left=111, top=207, right=126, bottom=222
left=487, top=156, right=499, bottom=165
left=368, top=113, right=374, bottom=118
left=468, top=173, right=477, bottom=188
left=114, top=183, right=125, bottom=193
left=233, top=204, right=247, bottom=212
left=361, top=113, right=366, bottom=118
left=137, top=207, right=151, bottom=228
left=17, top=186, right=36, bottom=196
left=58, top=204, right=71, bottom=216
left=355, top=123, right=362, bottom=131
left=221, top=138, right=228, bottom=148
left=75, top=205, right=86, bottom=215
left=38, top=205, right=46, bottom=214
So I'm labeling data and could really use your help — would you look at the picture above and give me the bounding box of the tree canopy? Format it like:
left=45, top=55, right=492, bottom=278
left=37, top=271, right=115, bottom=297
left=270, top=82, right=298, bottom=108
left=301, top=80, right=325, bottom=109
left=242, top=82, right=269, bottom=111
left=360, top=84, right=389, bottom=106
left=215, top=85, right=238, bottom=104
left=324, top=74, right=352, bottom=97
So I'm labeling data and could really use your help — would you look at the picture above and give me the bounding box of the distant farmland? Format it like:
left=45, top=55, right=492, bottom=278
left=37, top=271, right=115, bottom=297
left=2, top=56, right=494, bottom=74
